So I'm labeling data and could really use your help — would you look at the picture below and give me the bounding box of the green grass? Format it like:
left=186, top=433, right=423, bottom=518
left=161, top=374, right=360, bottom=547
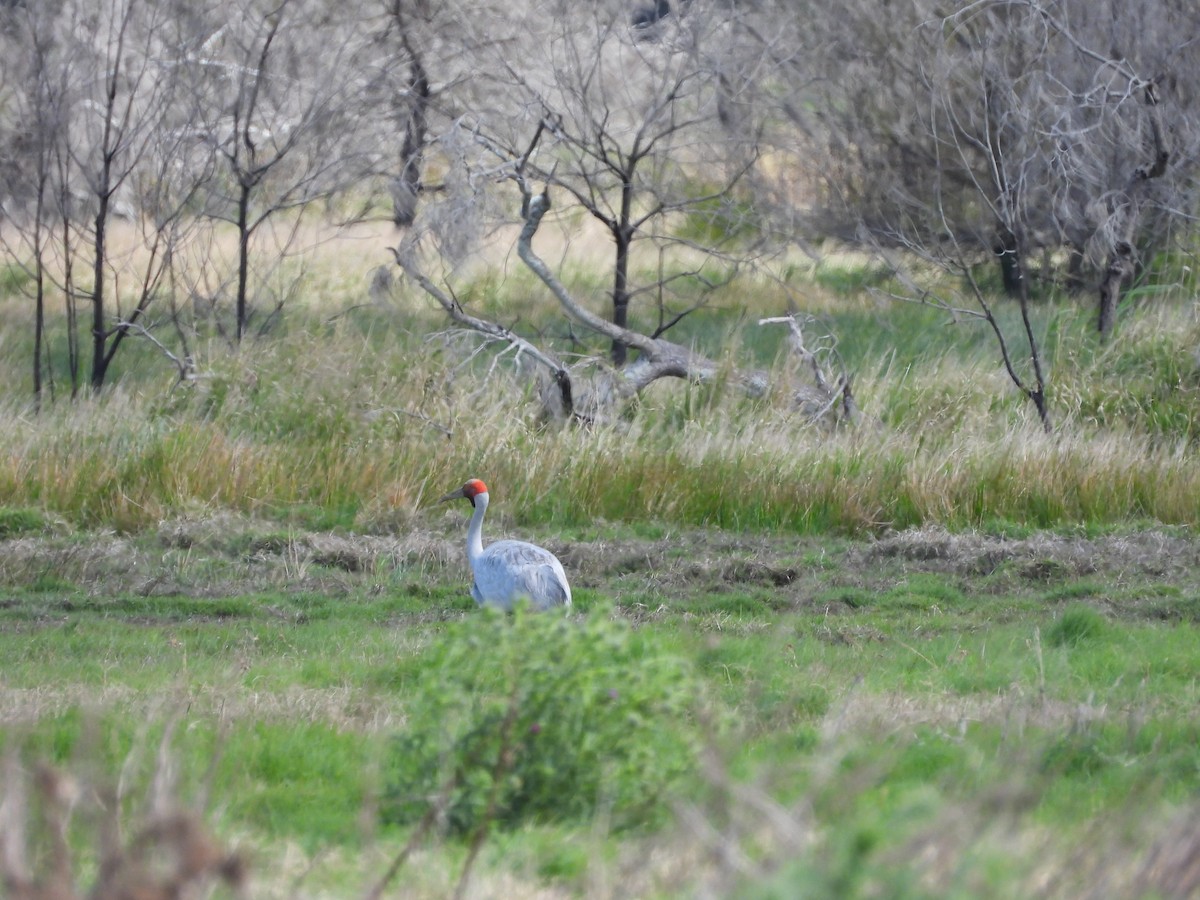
left=0, top=250, right=1197, bottom=537
left=0, top=247, right=1190, bottom=535
left=2, top=524, right=1199, bottom=895
left=2, top=224, right=1200, bottom=894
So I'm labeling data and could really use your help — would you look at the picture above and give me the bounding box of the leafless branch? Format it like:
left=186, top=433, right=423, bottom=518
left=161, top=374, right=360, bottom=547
left=113, top=320, right=196, bottom=384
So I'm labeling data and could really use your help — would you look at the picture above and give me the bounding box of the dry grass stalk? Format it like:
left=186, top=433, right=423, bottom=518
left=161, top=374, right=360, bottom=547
left=0, top=741, right=245, bottom=900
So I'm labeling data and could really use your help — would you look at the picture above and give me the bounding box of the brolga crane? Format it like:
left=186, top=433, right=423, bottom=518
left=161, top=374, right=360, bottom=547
left=437, top=478, right=572, bottom=611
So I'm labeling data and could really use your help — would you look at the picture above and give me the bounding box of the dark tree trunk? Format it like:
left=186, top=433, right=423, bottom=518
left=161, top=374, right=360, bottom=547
left=236, top=183, right=252, bottom=343
left=1097, top=239, right=1133, bottom=337
left=392, top=49, right=428, bottom=228
left=610, top=175, right=635, bottom=366
left=995, top=227, right=1024, bottom=298
left=62, top=216, right=79, bottom=398
left=90, top=196, right=110, bottom=391
left=32, top=186, right=46, bottom=410
left=33, top=267, right=44, bottom=411
left=611, top=231, right=632, bottom=366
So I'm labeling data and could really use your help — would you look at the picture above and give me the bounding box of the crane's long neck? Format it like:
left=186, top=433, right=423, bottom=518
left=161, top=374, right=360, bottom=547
left=466, top=491, right=488, bottom=567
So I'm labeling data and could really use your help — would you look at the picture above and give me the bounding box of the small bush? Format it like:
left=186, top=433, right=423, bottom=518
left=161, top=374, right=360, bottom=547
left=382, top=607, right=702, bottom=835
left=0, top=506, right=49, bottom=538
left=1047, top=604, right=1108, bottom=647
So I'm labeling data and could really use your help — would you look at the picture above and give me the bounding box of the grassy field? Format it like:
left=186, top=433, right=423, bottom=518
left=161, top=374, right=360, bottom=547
left=1, top=242, right=1200, bottom=897
left=1, top=520, right=1198, bottom=897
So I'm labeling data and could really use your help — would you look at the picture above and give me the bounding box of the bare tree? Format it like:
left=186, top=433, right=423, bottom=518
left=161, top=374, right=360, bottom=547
left=70, top=0, right=191, bottom=391
left=402, top=2, right=772, bottom=356
left=391, top=1, right=816, bottom=410
left=769, top=0, right=1200, bottom=425
left=0, top=2, right=68, bottom=407
left=519, top=2, right=767, bottom=365
left=791, top=0, right=1197, bottom=306
left=0, top=0, right=210, bottom=395
left=175, top=0, right=382, bottom=344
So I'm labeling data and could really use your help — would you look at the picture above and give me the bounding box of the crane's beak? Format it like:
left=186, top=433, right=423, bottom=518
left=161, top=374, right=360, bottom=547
left=436, top=486, right=467, bottom=504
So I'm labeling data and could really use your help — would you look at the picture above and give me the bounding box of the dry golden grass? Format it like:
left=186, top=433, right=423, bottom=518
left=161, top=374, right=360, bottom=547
left=2, top=198, right=1199, bottom=537
left=1, top=330, right=1199, bottom=534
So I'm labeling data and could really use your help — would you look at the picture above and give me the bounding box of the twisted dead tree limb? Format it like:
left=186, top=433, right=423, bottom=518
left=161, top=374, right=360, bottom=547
left=400, top=181, right=858, bottom=427
left=393, top=246, right=579, bottom=421
left=114, top=320, right=196, bottom=385
left=758, top=315, right=862, bottom=427
left=515, top=186, right=769, bottom=400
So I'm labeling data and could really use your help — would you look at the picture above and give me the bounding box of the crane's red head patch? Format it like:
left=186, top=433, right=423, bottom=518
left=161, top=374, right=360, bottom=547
left=463, top=478, right=489, bottom=500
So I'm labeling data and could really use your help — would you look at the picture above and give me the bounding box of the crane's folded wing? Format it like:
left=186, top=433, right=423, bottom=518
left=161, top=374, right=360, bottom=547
left=473, top=539, right=572, bottom=610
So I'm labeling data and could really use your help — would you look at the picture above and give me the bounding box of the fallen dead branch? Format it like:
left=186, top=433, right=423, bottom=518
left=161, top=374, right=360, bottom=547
left=398, top=179, right=860, bottom=428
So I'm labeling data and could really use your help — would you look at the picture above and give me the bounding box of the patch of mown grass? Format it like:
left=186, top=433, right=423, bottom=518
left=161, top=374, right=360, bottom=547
left=880, top=574, right=970, bottom=611
left=686, top=589, right=790, bottom=616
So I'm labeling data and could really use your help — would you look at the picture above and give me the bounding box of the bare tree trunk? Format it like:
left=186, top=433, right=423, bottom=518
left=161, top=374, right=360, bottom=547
left=1017, top=277, right=1052, bottom=432
left=88, top=0, right=131, bottom=392
left=61, top=215, right=79, bottom=398
left=90, top=193, right=111, bottom=392
left=33, top=264, right=44, bottom=411
left=611, top=227, right=632, bottom=365
left=995, top=227, right=1024, bottom=298
left=236, top=183, right=252, bottom=343
left=391, top=10, right=429, bottom=228
left=31, top=181, right=48, bottom=410
left=1097, top=238, right=1132, bottom=337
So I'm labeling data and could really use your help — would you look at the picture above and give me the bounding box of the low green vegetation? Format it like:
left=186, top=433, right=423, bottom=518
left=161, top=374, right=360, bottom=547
left=1, top=254, right=1199, bottom=895
left=383, top=608, right=699, bottom=835
left=1, top=524, right=1198, bottom=896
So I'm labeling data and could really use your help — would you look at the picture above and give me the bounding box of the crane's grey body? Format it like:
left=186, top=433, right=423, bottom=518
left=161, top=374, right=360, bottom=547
left=470, top=539, right=572, bottom=611
left=438, top=478, right=572, bottom=612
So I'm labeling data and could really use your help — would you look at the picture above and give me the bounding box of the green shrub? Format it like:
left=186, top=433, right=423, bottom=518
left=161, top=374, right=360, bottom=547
left=1046, top=604, right=1109, bottom=647
left=0, top=507, right=50, bottom=538
left=382, top=607, right=701, bottom=835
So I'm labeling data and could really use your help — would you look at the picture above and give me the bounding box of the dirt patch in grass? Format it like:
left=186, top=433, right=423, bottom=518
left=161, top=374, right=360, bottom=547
left=863, top=526, right=1200, bottom=580
left=559, top=524, right=1200, bottom=618
left=0, top=519, right=1196, bottom=621
left=0, top=684, right=406, bottom=733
